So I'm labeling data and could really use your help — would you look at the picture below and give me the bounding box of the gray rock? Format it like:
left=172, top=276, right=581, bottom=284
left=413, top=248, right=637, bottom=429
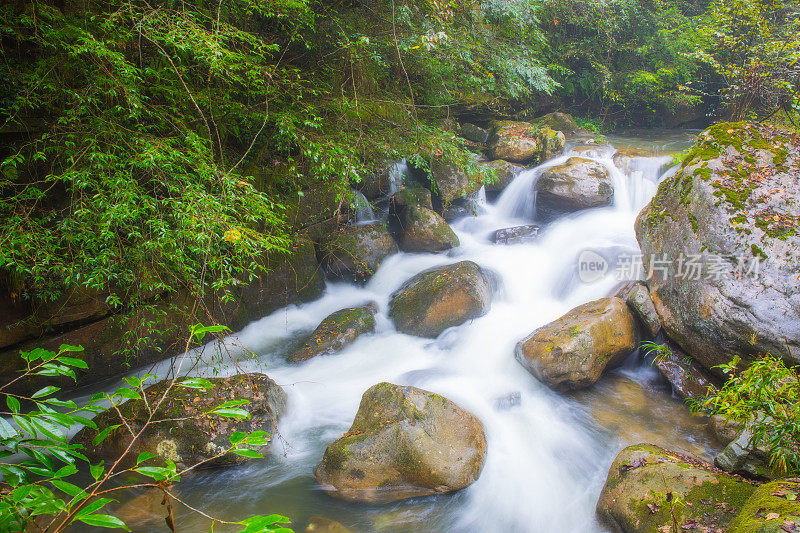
left=460, top=122, right=489, bottom=143
left=487, top=121, right=565, bottom=164
left=614, top=281, right=661, bottom=337
left=481, top=159, right=524, bottom=194
left=320, top=223, right=398, bottom=283
left=651, top=341, right=716, bottom=400
left=535, top=157, right=613, bottom=220
left=492, top=225, right=540, bottom=245
left=389, top=188, right=459, bottom=253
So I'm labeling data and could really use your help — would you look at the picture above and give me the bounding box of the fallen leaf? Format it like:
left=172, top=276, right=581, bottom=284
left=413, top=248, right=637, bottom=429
left=767, top=513, right=782, bottom=520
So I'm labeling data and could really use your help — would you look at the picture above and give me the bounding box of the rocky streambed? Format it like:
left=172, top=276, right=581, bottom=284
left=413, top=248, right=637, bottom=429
left=71, top=120, right=800, bottom=532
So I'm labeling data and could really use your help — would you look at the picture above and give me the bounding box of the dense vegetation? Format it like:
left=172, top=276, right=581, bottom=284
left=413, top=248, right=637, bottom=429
left=1, top=0, right=797, bottom=326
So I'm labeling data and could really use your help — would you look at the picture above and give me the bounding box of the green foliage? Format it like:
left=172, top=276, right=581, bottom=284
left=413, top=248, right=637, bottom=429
left=696, top=355, right=800, bottom=475
left=0, top=330, right=294, bottom=532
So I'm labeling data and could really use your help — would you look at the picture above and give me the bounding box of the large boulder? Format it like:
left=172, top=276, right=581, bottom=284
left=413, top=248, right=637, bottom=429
left=728, top=480, right=800, bottom=532
left=487, top=121, right=565, bottom=164
left=535, top=157, right=614, bottom=220
left=388, top=188, right=459, bottom=253
left=635, top=123, right=800, bottom=374
left=597, top=444, right=756, bottom=533
left=651, top=341, right=716, bottom=400
left=388, top=261, right=495, bottom=338
left=314, top=382, right=487, bottom=503
left=289, top=303, right=378, bottom=363
left=481, top=159, right=524, bottom=194
left=72, top=374, right=287, bottom=469
left=319, top=223, right=398, bottom=283
left=515, top=297, right=639, bottom=391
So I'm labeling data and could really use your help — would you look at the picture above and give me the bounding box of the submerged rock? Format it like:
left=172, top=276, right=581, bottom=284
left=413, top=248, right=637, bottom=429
left=320, top=223, right=398, bottom=282
left=315, top=382, right=487, bottom=503
left=72, top=374, right=286, bottom=469
left=635, top=122, right=800, bottom=374
left=388, top=261, right=495, bottom=338
left=304, top=516, right=351, bottom=533
left=492, top=225, right=540, bottom=245
left=515, top=297, right=639, bottom=391
left=535, top=157, right=614, bottom=220
left=389, top=188, right=459, bottom=253
left=289, top=303, right=378, bottom=363
left=597, top=444, right=756, bottom=533
left=481, top=159, right=524, bottom=194
left=487, top=121, right=565, bottom=164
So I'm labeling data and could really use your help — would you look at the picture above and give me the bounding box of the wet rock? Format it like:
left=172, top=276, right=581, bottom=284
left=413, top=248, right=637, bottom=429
left=494, top=391, right=521, bottom=410
left=481, top=159, right=524, bottom=194
left=596, top=443, right=756, bottom=533
left=535, top=157, right=614, bottom=220
left=356, top=166, right=394, bottom=200
left=635, top=123, right=800, bottom=374
left=320, top=223, right=398, bottom=283
left=72, top=374, right=286, bottom=469
left=728, top=480, right=800, bottom=532
left=305, top=516, right=351, bottom=533
left=442, top=204, right=476, bottom=223
left=708, top=414, right=744, bottom=446
left=427, top=158, right=483, bottom=206
left=515, top=297, right=639, bottom=391
left=487, top=121, right=565, bottom=164
left=652, top=341, right=716, bottom=400
left=314, top=382, right=487, bottom=503
left=460, top=123, right=489, bottom=143
left=613, top=281, right=661, bottom=337
left=389, top=188, right=459, bottom=253
left=492, top=225, right=540, bottom=245
left=289, top=303, right=378, bottom=363
left=388, top=261, right=495, bottom=338
left=572, top=145, right=611, bottom=159
left=532, top=111, right=586, bottom=136
left=715, top=426, right=776, bottom=480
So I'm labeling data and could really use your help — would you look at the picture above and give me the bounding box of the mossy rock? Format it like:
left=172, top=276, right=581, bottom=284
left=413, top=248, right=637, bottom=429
left=635, top=122, right=800, bottom=375
left=289, top=302, right=378, bottom=363
left=72, top=374, right=287, bottom=469
left=388, top=261, right=495, bottom=338
left=428, top=158, right=483, bottom=206
left=728, top=480, right=800, bottom=532
left=320, top=223, right=398, bottom=283
left=596, top=443, right=756, bottom=533
left=459, top=122, right=489, bottom=143
left=388, top=188, right=459, bottom=253
left=532, top=111, right=586, bottom=136
left=535, top=156, right=614, bottom=220
left=314, top=382, right=487, bottom=503
left=487, top=120, right=565, bottom=164
left=515, top=297, right=639, bottom=391
left=481, top=159, right=524, bottom=194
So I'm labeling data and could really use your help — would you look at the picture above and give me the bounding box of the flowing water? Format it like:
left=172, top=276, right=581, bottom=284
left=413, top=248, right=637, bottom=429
left=83, top=130, right=723, bottom=533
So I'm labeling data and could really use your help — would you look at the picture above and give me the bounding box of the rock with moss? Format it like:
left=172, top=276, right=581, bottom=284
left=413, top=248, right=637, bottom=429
left=487, top=120, right=565, bottom=164
left=314, top=382, right=487, bottom=503
left=715, top=426, right=777, bottom=480
left=652, top=341, right=716, bottom=400
left=320, top=223, right=398, bottom=283
left=492, top=225, right=540, bottom=245
left=459, top=122, right=490, bottom=143
left=597, top=444, right=756, bottom=533
left=535, top=157, right=614, bottom=220
left=290, top=303, right=378, bottom=363
left=481, top=159, right=524, bottom=194
left=515, top=297, right=639, bottom=391
left=72, top=374, right=286, bottom=469
left=613, top=281, right=661, bottom=338
left=635, top=122, right=800, bottom=374
left=304, top=516, right=351, bottom=533
left=388, top=188, right=459, bottom=253
left=428, top=158, right=483, bottom=206
left=532, top=111, right=586, bottom=136
left=388, top=261, right=496, bottom=338
left=728, top=480, right=800, bottom=532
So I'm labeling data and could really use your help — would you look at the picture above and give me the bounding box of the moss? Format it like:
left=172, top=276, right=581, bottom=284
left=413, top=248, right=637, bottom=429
left=728, top=481, right=800, bottom=533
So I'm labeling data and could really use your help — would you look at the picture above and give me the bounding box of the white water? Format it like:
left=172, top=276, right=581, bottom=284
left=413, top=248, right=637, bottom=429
left=98, top=133, right=719, bottom=532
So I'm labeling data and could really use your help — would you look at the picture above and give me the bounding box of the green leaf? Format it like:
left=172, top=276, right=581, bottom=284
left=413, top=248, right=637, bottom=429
left=178, top=377, right=214, bottom=390
left=74, top=498, right=116, bottom=519
left=6, top=395, right=21, bottom=413
left=57, top=356, right=89, bottom=369
left=51, top=479, right=88, bottom=499
left=90, top=462, right=105, bottom=480
left=209, top=408, right=250, bottom=419
left=136, top=452, right=157, bottom=464
left=59, top=344, right=85, bottom=353
left=231, top=448, right=262, bottom=458
left=32, top=386, right=61, bottom=398
left=92, top=425, right=120, bottom=446
left=0, top=416, right=16, bottom=439
left=77, top=513, right=130, bottom=530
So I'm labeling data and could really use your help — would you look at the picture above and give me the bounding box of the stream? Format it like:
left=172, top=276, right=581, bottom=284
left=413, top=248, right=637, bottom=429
left=80, top=130, right=722, bottom=532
